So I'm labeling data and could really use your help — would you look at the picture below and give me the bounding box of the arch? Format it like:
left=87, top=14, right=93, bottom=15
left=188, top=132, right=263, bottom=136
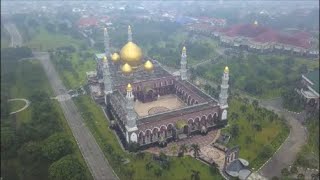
left=221, top=110, right=227, bottom=120
left=130, top=132, right=138, bottom=143
left=152, top=127, right=160, bottom=133
left=191, top=99, right=195, bottom=105
left=160, top=125, right=167, bottom=132
left=145, top=129, right=152, bottom=144
left=167, top=123, right=174, bottom=137
left=201, top=115, right=207, bottom=126
left=164, top=80, right=167, bottom=86
left=188, top=118, right=194, bottom=124
left=187, top=95, right=191, bottom=105
left=138, top=131, right=145, bottom=137
left=194, top=116, right=200, bottom=130
left=195, top=101, right=199, bottom=104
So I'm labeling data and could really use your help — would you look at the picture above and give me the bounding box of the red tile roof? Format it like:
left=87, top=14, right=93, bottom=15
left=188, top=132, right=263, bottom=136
left=77, top=17, right=98, bottom=27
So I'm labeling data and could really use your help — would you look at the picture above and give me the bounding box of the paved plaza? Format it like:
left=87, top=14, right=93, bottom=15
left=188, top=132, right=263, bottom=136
left=200, top=145, right=226, bottom=169
left=134, top=94, right=186, bottom=117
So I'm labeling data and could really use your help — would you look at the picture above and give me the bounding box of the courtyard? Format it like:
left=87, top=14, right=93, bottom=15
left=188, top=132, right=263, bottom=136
left=134, top=94, right=186, bottom=117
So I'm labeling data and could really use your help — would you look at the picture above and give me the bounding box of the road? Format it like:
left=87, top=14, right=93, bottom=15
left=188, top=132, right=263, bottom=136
left=35, top=52, right=118, bottom=180
left=4, top=23, right=22, bottom=47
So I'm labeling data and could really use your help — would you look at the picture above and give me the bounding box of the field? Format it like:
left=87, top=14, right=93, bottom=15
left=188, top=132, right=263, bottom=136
left=1, top=49, right=92, bottom=180
left=222, top=96, right=289, bottom=169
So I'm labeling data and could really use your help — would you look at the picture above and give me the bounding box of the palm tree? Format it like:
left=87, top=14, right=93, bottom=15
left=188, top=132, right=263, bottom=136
left=190, top=144, right=201, bottom=158
left=178, top=144, right=188, bottom=157
left=170, top=144, right=178, bottom=156
left=190, top=170, right=200, bottom=180
left=297, top=173, right=305, bottom=180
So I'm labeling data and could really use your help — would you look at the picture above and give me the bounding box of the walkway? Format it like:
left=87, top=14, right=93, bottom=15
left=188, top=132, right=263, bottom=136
left=8, top=98, right=30, bottom=115
left=4, top=23, right=22, bottom=47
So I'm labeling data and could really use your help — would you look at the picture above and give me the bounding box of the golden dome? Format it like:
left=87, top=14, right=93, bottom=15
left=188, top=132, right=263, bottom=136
left=127, top=83, right=132, bottom=91
left=111, top=53, right=120, bottom=62
left=224, top=66, right=229, bottom=73
left=144, top=60, right=154, bottom=72
left=103, top=56, right=107, bottom=62
left=121, top=63, right=132, bottom=74
left=120, top=42, right=142, bottom=67
left=182, top=46, right=186, bottom=52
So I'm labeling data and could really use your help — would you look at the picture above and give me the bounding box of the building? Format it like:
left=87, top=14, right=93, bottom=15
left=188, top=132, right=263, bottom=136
left=298, top=69, right=319, bottom=109
left=87, top=26, right=230, bottom=149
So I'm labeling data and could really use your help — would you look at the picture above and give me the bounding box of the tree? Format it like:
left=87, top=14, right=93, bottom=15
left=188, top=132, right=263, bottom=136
left=170, top=144, right=178, bottom=156
left=240, top=105, right=247, bottom=113
left=191, top=170, right=200, bottom=180
left=178, top=144, right=188, bottom=157
left=190, top=144, right=201, bottom=158
left=18, top=141, right=43, bottom=165
left=271, top=176, right=279, bottom=180
left=252, top=100, right=259, bottom=109
left=297, top=173, right=305, bottom=180
left=230, top=124, right=239, bottom=138
left=290, top=166, right=298, bottom=174
left=281, top=168, right=290, bottom=177
left=49, top=155, right=86, bottom=180
left=41, top=133, right=73, bottom=161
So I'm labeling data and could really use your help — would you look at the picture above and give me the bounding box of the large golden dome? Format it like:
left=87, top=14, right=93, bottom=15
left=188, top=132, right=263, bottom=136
left=120, top=42, right=142, bottom=67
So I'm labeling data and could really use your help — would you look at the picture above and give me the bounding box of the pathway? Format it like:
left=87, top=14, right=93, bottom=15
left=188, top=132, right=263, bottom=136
left=4, top=23, right=22, bottom=47
left=8, top=98, right=30, bottom=115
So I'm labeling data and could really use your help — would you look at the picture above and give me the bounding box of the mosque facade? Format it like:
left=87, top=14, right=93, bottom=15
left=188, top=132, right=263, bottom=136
left=87, top=25, right=230, bottom=148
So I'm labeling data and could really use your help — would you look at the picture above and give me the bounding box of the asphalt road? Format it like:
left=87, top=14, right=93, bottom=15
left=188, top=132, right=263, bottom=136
left=35, top=52, right=118, bottom=180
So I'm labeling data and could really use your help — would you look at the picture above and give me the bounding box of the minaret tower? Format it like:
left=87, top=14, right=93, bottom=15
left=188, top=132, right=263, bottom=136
left=219, top=66, right=229, bottom=109
left=103, top=56, right=112, bottom=104
left=180, top=46, right=187, bottom=81
left=125, top=84, right=138, bottom=143
left=128, top=25, right=132, bottom=42
left=125, top=84, right=137, bottom=128
left=104, top=27, right=110, bottom=57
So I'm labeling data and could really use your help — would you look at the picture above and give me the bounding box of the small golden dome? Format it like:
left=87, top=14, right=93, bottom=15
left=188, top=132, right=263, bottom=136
left=182, top=46, right=186, bottom=52
left=111, top=53, right=120, bottom=62
left=103, top=56, right=107, bottom=62
left=120, top=42, right=142, bottom=67
left=224, top=66, right=229, bottom=73
left=121, top=63, right=132, bottom=74
left=144, top=60, right=154, bottom=72
left=127, top=83, right=132, bottom=91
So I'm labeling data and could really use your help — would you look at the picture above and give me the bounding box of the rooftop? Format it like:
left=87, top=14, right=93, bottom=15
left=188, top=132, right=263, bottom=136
left=304, top=69, right=319, bottom=93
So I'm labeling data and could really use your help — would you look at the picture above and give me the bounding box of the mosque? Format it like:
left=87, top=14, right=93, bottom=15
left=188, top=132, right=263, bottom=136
left=87, top=25, right=230, bottom=148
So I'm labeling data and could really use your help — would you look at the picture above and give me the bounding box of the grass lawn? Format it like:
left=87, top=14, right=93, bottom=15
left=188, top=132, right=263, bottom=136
left=1, top=59, right=92, bottom=180
left=222, top=96, right=289, bottom=169
left=26, top=26, right=85, bottom=51
left=74, top=96, right=223, bottom=180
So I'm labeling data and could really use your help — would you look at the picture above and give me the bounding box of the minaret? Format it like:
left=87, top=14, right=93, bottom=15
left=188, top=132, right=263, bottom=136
left=128, top=25, right=132, bottom=42
left=125, top=84, right=137, bottom=128
left=219, top=66, right=229, bottom=108
left=180, top=46, right=187, bottom=80
left=104, top=27, right=110, bottom=56
left=103, top=56, right=112, bottom=104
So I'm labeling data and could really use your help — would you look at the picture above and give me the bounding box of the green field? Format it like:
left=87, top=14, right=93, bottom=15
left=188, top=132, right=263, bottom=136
left=1, top=49, right=92, bottom=180
left=222, top=96, right=289, bottom=169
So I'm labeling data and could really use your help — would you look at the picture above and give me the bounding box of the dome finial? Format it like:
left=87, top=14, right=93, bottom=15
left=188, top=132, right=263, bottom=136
left=128, top=25, right=132, bottom=42
left=127, top=83, right=132, bottom=92
left=224, top=66, right=229, bottom=73
left=111, top=53, right=120, bottom=62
